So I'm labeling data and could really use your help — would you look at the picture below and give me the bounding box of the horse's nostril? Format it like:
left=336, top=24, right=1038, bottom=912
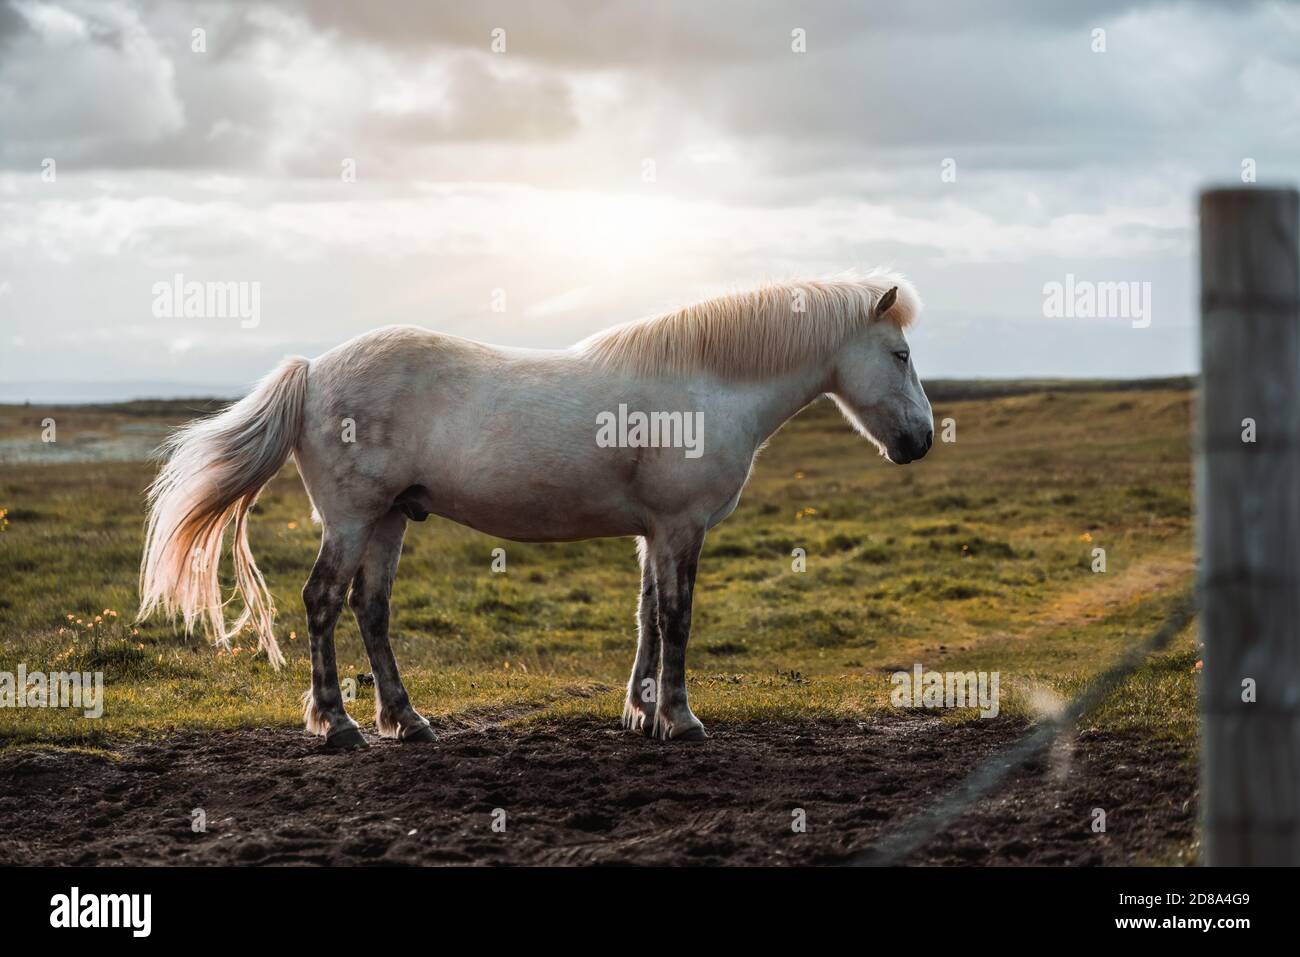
left=925, top=430, right=934, bottom=450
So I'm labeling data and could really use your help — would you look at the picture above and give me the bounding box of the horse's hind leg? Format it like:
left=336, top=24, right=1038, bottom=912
left=302, top=520, right=373, bottom=750
left=348, top=510, right=434, bottom=743
left=621, top=540, right=660, bottom=735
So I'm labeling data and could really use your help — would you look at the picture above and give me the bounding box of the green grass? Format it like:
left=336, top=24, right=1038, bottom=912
left=0, top=386, right=1198, bottom=747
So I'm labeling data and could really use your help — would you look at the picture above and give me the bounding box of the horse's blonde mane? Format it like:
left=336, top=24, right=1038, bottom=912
left=575, top=270, right=921, bottom=379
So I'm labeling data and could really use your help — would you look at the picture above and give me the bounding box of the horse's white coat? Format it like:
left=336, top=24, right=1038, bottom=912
left=140, top=272, right=932, bottom=744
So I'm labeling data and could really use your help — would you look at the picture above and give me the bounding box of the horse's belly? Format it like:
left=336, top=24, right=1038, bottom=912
left=422, top=482, right=641, bottom=543
left=456, top=506, right=639, bottom=542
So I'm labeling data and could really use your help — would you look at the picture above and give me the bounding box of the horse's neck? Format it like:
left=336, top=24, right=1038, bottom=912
left=741, top=363, right=833, bottom=448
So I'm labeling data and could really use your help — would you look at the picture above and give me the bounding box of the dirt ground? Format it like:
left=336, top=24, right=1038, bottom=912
left=0, top=715, right=1196, bottom=866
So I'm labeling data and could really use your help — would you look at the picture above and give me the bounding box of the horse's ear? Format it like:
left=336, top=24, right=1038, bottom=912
left=875, top=286, right=898, bottom=319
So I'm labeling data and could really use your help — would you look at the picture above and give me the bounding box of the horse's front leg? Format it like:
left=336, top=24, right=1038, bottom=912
left=622, top=545, right=660, bottom=734
left=648, top=528, right=708, bottom=741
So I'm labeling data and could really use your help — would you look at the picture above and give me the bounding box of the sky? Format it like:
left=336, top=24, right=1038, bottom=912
left=2, top=0, right=1298, bottom=400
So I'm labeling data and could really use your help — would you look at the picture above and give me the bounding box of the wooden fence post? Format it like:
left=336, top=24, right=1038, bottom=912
left=1199, top=187, right=1300, bottom=865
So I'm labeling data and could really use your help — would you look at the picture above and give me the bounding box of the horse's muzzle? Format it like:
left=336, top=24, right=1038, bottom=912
left=890, top=429, right=933, bottom=464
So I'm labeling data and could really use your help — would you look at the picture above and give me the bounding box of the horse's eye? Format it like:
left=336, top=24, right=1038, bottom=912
left=893, top=350, right=910, bottom=364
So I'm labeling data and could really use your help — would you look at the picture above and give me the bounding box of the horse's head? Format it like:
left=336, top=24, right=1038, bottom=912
left=829, top=285, right=933, bottom=464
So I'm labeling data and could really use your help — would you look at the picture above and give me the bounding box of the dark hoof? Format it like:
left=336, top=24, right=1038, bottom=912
left=401, top=725, right=437, bottom=744
left=674, top=725, right=709, bottom=742
left=325, top=726, right=369, bottom=750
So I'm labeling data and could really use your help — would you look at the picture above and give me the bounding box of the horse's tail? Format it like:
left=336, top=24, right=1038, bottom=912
left=138, top=356, right=311, bottom=668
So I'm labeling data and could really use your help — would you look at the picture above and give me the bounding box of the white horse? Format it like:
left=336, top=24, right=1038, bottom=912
left=139, top=271, right=932, bottom=748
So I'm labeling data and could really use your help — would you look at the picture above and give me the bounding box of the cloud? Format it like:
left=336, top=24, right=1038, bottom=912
left=0, top=1, right=185, bottom=166
left=360, top=54, right=578, bottom=144
left=0, top=1, right=582, bottom=173
left=0, top=0, right=1287, bottom=391
left=280, top=0, right=1154, bottom=67
left=5, top=0, right=1295, bottom=189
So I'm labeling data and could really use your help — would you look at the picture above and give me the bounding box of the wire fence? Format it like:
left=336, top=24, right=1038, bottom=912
left=850, top=590, right=1199, bottom=866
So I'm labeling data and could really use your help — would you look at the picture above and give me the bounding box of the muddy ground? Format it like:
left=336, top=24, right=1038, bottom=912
left=0, top=715, right=1196, bottom=866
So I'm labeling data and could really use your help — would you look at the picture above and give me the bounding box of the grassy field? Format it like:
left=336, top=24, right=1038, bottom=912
left=0, top=383, right=1197, bottom=749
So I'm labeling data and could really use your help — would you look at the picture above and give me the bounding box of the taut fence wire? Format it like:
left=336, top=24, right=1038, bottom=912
left=850, top=591, right=1199, bottom=866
